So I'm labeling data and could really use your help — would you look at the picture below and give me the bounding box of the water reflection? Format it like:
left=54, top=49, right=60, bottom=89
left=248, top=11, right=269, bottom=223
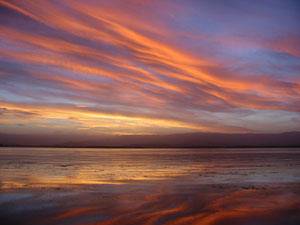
left=1, top=148, right=300, bottom=188
left=1, top=148, right=300, bottom=224
left=1, top=184, right=300, bottom=225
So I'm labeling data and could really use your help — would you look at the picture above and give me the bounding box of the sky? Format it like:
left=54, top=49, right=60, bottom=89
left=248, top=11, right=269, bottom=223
left=0, top=0, right=299, bottom=136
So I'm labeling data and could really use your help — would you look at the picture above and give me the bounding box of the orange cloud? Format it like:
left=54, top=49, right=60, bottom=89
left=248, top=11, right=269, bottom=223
left=0, top=0, right=299, bottom=134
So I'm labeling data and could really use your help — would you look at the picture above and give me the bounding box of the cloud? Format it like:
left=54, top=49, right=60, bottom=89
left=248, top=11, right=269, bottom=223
left=0, top=0, right=299, bottom=134
left=0, top=107, right=39, bottom=117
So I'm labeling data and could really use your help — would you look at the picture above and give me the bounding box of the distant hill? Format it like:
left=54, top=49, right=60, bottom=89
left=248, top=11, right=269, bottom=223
left=0, top=132, right=299, bottom=148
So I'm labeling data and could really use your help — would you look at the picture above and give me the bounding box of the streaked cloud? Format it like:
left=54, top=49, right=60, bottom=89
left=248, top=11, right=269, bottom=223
left=0, top=0, right=299, bottom=135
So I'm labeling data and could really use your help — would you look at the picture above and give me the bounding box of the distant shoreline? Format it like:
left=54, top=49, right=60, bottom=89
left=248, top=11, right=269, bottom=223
left=1, top=145, right=300, bottom=148
left=1, top=131, right=299, bottom=149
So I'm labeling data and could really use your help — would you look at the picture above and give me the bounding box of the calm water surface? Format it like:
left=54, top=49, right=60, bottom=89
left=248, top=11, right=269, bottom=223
left=1, top=148, right=300, bottom=225
left=0, top=147, right=300, bottom=187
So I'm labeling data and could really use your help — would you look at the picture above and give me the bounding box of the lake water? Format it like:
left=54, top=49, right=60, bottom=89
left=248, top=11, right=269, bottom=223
left=1, top=147, right=300, bottom=225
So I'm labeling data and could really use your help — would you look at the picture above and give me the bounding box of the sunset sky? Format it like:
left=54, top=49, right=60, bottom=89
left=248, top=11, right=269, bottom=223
left=0, top=0, right=299, bottom=136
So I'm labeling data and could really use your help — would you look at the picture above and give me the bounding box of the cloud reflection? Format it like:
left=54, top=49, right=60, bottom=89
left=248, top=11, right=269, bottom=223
left=4, top=186, right=300, bottom=225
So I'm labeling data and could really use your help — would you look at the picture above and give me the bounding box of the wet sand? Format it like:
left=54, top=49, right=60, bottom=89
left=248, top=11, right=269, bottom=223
left=1, top=148, right=300, bottom=225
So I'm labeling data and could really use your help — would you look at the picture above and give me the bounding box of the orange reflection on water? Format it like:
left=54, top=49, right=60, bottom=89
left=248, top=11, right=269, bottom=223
left=1, top=148, right=300, bottom=189
left=24, top=185, right=300, bottom=225
left=1, top=148, right=300, bottom=225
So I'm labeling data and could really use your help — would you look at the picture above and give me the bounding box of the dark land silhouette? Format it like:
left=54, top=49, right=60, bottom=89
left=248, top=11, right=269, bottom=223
left=1, top=131, right=299, bottom=148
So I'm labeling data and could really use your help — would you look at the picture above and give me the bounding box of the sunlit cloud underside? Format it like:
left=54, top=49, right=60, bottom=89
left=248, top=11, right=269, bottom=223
left=0, top=0, right=299, bottom=135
